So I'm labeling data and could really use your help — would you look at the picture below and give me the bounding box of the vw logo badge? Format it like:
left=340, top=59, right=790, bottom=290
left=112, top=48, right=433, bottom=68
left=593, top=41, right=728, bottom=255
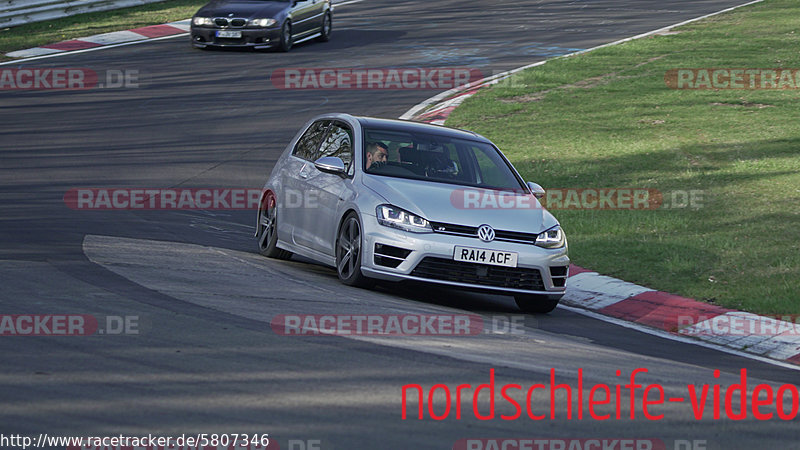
left=477, top=224, right=495, bottom=242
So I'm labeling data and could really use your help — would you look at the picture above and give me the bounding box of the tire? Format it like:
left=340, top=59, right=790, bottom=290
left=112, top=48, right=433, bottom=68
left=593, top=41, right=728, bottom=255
left=317, top=12, right=331, bottom=42
left=257, top=192, right=292, bottom=259
left=335, top=212, right=371, bottom=287
left=278, top=21, right=292, bottom=52
left=514, top=294, right=560, bottom=314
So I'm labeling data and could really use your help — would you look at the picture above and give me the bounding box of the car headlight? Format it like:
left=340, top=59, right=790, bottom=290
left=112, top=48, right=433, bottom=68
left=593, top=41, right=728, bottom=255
left=376, top=205, right=432, bottom=233
left=535, top=225, right=565, bottom=248
left=248, top=18, right=276, bottom=27
left=192, top=16, right=213, bottom=26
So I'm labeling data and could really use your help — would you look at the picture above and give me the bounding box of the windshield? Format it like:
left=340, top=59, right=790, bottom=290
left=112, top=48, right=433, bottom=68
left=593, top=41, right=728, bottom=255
left=362, top=127, right=525, bottom=190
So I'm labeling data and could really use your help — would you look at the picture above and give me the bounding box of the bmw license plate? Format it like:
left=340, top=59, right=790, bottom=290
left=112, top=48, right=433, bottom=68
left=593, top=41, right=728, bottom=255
left=454, top=246, right=518, bottom=268
left=217, top=30, right=242, bottom=38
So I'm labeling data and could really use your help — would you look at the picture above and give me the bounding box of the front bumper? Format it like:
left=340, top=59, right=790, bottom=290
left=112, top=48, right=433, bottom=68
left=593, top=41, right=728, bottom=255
left=191, top=26, right=282, bottom=48
left=359, top=214, right=570, bottom=298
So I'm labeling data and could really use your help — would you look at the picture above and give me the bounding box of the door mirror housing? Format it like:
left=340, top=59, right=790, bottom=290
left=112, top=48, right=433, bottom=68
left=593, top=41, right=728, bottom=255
left=527, top=181, right=545, bottom=199
left=314, top=156, right=346, bottom=175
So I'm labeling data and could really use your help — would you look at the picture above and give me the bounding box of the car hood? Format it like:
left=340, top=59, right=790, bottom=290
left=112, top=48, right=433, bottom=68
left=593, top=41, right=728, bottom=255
left=196, top=0, right=288, bottom=19
left=362, top=175, right=558, bottom=234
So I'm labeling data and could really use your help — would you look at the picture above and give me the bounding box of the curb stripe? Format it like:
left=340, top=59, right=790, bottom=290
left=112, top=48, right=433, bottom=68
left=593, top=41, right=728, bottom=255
left=6, top=47, right=63, bottom=58
left=8, top=23, right=188, bottom=58
left=567, top=264, right=594, bottom=277
left=599, top=290, right=732, bottom=331
left=80, top=30, right=148, bottom=45
left=128, top=24, right=186, bottom=38
left=42, top=40, right=104, bottom=51
left=7, top=23, right=187, bottom=59
left=688, top=314, right=799, bottom=357
left=563, top=272, right=654, bottom=310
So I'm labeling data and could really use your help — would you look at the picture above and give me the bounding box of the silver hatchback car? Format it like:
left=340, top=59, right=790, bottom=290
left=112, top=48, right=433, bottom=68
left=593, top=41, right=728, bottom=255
left=256, top=114, right=569, bottom=313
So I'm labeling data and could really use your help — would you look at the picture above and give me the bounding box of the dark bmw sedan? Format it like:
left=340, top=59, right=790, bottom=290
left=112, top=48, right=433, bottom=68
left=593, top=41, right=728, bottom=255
left=191, top=0, right=332, bottom=51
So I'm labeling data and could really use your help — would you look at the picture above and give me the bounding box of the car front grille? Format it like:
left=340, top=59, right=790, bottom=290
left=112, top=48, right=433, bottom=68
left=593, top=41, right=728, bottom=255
left=411, top=257, right=544, bottom=291
left=214, top=18, right=246, bottom=27
left=429, top=221, right=540, bottom=245
left=429, top=222, right=476, bottom=236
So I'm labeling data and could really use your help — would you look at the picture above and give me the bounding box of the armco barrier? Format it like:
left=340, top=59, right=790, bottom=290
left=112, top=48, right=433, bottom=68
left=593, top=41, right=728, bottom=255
left=0, top=0, right=168, bottom=28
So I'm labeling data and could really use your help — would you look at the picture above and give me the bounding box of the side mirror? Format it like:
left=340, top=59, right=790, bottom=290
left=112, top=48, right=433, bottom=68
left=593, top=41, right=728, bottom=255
left=527, top=181, right=545, bottom=199
left=314, top=156, right=346, bottom=175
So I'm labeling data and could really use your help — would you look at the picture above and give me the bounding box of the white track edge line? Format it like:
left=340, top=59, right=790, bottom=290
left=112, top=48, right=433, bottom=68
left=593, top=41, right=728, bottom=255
left=399, top=0, right=765, bottom=120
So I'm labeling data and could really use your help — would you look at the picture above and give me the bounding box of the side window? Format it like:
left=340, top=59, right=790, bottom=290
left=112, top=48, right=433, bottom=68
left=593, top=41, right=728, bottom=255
left=317, top=122, right=353, bottom=174
left=471, top=145, right=511, bottom=187
left=292, top=120, right=330, bottom=161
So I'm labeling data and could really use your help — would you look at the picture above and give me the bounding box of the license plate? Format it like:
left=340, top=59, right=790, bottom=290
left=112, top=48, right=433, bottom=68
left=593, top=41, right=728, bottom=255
left=217, top=30, right=242, bottom=38
left=454, top=246, right=518, bottom=268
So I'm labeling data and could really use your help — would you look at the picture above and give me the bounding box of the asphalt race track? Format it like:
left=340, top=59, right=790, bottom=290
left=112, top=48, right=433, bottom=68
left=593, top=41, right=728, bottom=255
left=1, top=1, right=798, bottom=449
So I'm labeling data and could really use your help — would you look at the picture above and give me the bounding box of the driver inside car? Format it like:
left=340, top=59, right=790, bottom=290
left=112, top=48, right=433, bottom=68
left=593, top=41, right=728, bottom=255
left=365, top=141, right=389, bottom=170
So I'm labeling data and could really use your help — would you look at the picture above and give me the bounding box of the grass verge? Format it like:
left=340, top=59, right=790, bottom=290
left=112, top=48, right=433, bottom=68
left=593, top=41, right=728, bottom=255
left=447, top=0, right=800, bottom=314
left=0, top=0, right=203, bottom=62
